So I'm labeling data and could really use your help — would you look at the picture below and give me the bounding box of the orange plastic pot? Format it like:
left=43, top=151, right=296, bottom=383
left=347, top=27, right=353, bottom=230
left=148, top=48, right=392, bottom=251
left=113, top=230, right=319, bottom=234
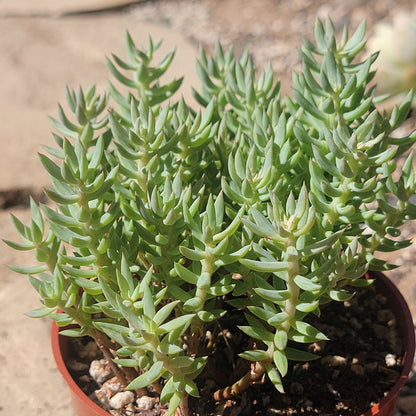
left=51, top=271, right=415, bottom=416
left=51, top=321, right=110, bottom=416
left=361, top=271, right=415, bottom=416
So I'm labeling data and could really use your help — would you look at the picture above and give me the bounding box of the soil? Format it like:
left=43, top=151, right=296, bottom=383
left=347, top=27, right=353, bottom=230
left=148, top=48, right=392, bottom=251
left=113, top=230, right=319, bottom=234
left=65, top=282, right=404, bottom=416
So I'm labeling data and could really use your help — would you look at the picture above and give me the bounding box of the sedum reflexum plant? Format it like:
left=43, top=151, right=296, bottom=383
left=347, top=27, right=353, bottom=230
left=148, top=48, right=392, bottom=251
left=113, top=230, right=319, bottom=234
left=6, top=18, right=416, bottom=416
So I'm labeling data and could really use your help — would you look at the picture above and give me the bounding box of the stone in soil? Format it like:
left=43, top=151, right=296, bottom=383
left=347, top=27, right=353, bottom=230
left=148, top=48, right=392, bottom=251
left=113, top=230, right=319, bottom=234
left=68, top=281, right=411, bottom=416
left=109, top=391, right=135, bottom=410
left=136, top=396, right=157, bottom=410
left=386, top=354, right=398, bottom=367
left=89, top=358, right=113, bottom=384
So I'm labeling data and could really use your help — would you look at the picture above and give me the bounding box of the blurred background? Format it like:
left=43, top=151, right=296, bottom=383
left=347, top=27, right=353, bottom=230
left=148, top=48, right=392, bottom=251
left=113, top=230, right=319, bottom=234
left=0, top=1, right=415, bottom=415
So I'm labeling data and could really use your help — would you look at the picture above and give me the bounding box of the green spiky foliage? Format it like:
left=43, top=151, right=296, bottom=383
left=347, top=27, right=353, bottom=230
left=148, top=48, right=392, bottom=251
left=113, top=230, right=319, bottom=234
left=5, top=19, right=416, bottom=416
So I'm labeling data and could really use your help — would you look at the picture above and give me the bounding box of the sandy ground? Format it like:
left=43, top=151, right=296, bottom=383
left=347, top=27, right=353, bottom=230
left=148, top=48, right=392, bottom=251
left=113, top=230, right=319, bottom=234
left=0, top=1, right=415, bottom=415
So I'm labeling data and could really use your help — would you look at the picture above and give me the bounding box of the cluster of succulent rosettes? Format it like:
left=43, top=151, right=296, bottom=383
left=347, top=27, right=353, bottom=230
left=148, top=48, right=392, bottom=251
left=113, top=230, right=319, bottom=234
left=6, top=18, right=416, bottom=416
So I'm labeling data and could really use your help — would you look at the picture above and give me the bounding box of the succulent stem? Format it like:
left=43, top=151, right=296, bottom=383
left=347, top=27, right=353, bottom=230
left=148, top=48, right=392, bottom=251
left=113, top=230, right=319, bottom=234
left=213, top=360, right=268, bottom=400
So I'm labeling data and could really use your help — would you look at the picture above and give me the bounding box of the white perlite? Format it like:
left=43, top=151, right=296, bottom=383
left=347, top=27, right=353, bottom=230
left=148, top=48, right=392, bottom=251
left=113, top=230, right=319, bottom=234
left=109, top=391, right=135, bottom=410
left=136, top=395, right=157, bottom=410
left=102, top=377, right=123, bottom=396
left=94, top=387, right=110, bottom=408
left=385, top=354, right=397, bottom=367
left=89, top=359, right=113, bottom=384
left=321, top=355, right=347, bottom=367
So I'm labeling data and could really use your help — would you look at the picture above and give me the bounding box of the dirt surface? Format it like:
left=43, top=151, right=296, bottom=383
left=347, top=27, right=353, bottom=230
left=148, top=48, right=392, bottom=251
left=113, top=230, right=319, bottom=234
left=66, top=280, right=406, bottom=416
left=1, top=1, right=416, bottom=416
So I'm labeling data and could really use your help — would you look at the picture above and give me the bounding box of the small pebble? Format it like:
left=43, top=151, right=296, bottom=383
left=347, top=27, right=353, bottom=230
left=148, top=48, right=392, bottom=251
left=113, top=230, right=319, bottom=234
left=352, top=351, right=367, bottom=364
left=102, top=377, right=123, bottom=397
left=385, top=354, right=397, bottom=367
left=308, top=341, right=326, bottom=353
left=387, top=318, right=397, bottom=329
left=301, top=362, right=310, bottom=371
left=89, top=359, right=113, bottom=384
left=349, top=317, right=362, bottom=330
left=377, top=309, right=394, bottom=323
left=375, top=293, right=387, bottom=305
left=321, top=355, right=347, bottom=367
left=351, top=364, right=364, bottom=376
left=78, top=340, right=100, bottom=359
left=79, top=375, right=90, bottom=383
left=109, top=391, right=135, bottom=409
left=372, top=324, right=389, bottom=340
left=94, top=387, right=111, bottom=408
left=124, top=403, right=136, bottom=416
left=67, top=359, right=89, bottom=372
left=136, top=395, right=157, bottom=410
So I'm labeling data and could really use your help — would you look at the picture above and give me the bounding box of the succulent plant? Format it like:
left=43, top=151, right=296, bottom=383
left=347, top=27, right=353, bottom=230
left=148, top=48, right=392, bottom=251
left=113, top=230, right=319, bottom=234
left=5, top=18, right=416, bottom=416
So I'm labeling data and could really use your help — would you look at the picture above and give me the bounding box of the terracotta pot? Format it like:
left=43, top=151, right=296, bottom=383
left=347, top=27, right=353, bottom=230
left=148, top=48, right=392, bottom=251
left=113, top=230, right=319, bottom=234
left=361, top=271, right=415, bottom=416
left=51, top=271, right=415, bottom=416
left=51, top=322, right=110, bottom=416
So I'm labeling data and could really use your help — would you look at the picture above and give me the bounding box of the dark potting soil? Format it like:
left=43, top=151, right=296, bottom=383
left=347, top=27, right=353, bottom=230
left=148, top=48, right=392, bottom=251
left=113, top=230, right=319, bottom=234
left=67, top=282, right=404, bottom=416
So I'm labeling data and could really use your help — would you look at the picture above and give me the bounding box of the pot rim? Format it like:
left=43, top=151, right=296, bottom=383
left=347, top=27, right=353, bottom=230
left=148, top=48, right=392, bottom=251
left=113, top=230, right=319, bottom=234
left=51, top=271, right=415, bottom=416
left=51, top=321, right=111, bottom=416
